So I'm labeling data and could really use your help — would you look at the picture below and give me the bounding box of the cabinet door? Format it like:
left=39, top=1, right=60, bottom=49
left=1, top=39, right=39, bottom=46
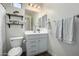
left=26, top=38, right=39, bottom=56
left=38, top=37, right=48, bottom=53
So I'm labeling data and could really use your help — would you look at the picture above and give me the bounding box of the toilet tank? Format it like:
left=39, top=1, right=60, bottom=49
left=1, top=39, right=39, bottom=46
left=10, top=37, right=23, bottom=48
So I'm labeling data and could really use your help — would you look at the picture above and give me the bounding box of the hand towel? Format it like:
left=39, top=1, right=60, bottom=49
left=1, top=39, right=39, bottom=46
left=56, top=19, right=63, bottom=41
left=63, top=17, right=74, bottom=44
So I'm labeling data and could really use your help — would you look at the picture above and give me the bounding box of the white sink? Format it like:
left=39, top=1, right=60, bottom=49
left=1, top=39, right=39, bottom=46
left=25, top=31, right=48, bottom=35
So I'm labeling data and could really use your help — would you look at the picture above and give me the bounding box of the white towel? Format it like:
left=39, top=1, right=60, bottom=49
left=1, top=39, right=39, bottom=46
left=56, top=19, right=63, bottom=41
left=63, top=17, right=74, bottom=44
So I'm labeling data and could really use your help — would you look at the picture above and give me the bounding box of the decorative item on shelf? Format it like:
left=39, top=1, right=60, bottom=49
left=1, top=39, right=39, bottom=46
left=13, top=21, right=18, bottom=24
left=7, top=20, right=23, bottom=28
left=13, top=10, right=19, bottom=14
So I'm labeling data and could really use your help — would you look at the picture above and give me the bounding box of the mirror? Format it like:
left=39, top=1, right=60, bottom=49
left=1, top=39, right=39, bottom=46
left=25, top=15, right=33, bottom=30
left=24, top=9, right=37, bottom=31
left=38, top=14, right=48, bottom=28
left=24, top=8, right=48, bottom=31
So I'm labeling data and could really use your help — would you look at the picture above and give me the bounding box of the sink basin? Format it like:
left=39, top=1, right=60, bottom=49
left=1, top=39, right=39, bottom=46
left=25, top=31, right=48, bottom=35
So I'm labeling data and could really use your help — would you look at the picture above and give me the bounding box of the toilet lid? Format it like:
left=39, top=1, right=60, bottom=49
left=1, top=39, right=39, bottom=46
left=8, top=47, right=22, bottom=56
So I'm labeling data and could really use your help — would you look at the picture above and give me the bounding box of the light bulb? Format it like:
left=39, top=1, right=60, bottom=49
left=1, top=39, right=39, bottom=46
left=37, top=6, right=40, bottom=9
left=30, top=3, right=33, bottom=7
left=33, top=4, right=37, bottom=8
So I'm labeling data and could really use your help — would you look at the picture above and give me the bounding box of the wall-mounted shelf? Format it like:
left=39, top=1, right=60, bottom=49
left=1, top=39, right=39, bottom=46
left=6, top=13, right=24, bottom=28
left=7, top=23, right=23, bottom=28
left=6, top=13, right=23, bottom=20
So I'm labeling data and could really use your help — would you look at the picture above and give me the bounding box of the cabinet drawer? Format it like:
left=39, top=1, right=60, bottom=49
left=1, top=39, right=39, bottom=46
left=26, top=39, right=38, bottom=45
left=26, top=44, right=38, bottom=50
left=26, top=40, right=38, bottom=51
left=27, top=35, right=40, bottom=39
left=26, top=34, right=48, bottom=40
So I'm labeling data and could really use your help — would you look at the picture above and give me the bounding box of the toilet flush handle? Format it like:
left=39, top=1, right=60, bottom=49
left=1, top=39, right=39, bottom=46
left=23, top=40, right=26, bottom=43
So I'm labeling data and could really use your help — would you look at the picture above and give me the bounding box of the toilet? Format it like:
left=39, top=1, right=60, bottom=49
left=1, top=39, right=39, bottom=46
left=8, top=37, right=24, bottom=56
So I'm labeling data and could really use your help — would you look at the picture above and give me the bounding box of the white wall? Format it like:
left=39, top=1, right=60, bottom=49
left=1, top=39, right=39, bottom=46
left=44, top=3, right=79, bottom=56
left=0, top=4, right=6, bottom=56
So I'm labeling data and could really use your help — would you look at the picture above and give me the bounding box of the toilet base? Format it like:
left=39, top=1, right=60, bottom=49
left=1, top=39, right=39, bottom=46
left=8, top=47, right=22, bottom=56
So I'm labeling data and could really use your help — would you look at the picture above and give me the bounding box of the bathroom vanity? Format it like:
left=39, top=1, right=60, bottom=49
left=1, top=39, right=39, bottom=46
left=24, top=31, right=48, bottom=56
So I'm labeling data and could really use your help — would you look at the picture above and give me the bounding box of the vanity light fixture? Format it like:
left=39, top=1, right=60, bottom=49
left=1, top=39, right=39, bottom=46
left=27, top=3, right=41, bottom=9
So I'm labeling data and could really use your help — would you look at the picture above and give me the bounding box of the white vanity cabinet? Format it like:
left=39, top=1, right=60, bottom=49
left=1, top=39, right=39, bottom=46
left=25, top=32, right=48, bottom=56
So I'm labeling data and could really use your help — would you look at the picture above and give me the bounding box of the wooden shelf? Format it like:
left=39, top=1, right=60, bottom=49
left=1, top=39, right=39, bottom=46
left=6, top=13, right=23, bottom=20
left=6, top=13, right=23, bottom=17
left=6, top=13, right=24, bottom=28
left=7, top=23, right=23, bottom=28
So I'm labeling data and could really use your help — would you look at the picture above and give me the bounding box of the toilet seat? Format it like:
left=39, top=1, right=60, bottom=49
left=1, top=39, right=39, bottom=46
left=8, top=47, right=22, bottom=56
